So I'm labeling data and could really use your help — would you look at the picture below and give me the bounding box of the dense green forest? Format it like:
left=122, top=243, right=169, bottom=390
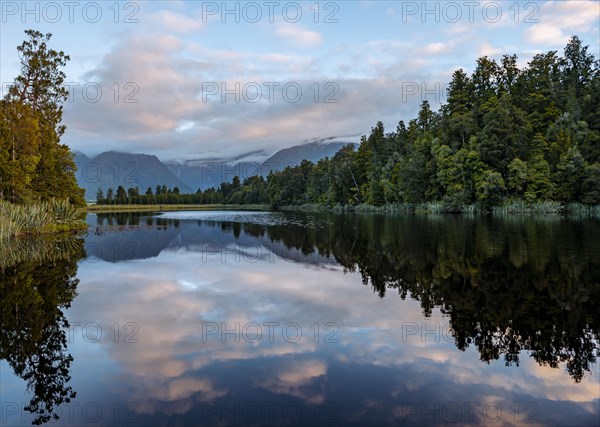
left=99, top=36, right=600, bottom=212
left=0, top=30, right=84, bottom=207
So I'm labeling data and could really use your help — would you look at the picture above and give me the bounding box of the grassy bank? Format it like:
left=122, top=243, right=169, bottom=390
left=87, top=203, right=270, bottom=213
left=280, top=201, right=600, bottom=216
left=0, top=200, right=86, bottom=240
left=86, top=201, right=600, bottom=217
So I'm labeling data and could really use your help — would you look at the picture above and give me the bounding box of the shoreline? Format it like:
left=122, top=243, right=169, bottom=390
left=86, top=204, right=271, bottom=213
left=86, top=201, right=600, bottom=217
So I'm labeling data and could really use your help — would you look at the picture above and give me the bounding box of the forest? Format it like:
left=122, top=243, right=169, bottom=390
left=98, top=36, right=600, bottom=213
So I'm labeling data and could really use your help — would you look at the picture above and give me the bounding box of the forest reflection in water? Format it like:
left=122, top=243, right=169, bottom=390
left=92, top=211, right=600, bottom=382
left=1, top=211, right=598, bottom=425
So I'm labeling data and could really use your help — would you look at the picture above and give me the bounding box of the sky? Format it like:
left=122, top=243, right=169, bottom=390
left=1, top=0, right=599, bottom=162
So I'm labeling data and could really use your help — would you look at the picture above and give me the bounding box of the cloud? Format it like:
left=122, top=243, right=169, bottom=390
left=525, top=1, right=599, bottom=45
left=422, top=42, right=448, bottom=55
left=63, top=30, right=438, bottom=161
left=274, top=23, right=323, bottom=48
left=478, top=42, right=503, bottom=57
left=150, top=10, right=205, bottom=33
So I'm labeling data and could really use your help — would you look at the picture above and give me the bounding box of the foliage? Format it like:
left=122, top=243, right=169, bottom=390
left=0, top=199, right=84, bottom=240
left=0, top=30, right=84, bottom=207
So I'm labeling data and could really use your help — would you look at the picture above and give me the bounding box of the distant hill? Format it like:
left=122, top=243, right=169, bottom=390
left=75, top=142, right=356, bottom=199
left=75, top=151, right=192, bottom=200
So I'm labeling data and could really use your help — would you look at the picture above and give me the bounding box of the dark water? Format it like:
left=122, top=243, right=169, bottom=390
left=1, top=211, right=599, bottom=426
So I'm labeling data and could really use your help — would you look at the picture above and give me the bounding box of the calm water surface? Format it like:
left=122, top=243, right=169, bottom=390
left=1, top=211, right=599, bottom=426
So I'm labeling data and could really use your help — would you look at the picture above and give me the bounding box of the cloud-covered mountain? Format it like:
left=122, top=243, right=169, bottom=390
left=165, top=141, right=356, bottom=191
left=75, top=141, right=356, bottom=200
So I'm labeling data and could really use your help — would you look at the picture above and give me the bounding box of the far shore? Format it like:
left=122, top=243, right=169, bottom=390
left=86, top=204, right=271, bottom=213
left=86, top=201, right=600, bottom=216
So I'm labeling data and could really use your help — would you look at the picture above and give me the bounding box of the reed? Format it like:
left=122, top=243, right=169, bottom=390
left=492, top=200, right=563, bottom=215
left=564, top=202, right=600, bottom=217
left=0, top=199, right=85, bottom=240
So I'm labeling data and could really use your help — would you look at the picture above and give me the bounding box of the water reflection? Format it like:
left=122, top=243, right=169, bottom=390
left=2, top=212, right=599, bottom=425
left=88, top=211, right=600, bottom=384
left=0, top=237, right=85, bottom=424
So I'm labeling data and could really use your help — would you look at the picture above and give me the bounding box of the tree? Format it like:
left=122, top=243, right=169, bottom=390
left=116, top=186, right=127, bottom=204
left=555, top=146, right=586, bottom=202
left=508, top=158, right=528, bottom=196
left=476, top=169, right=505, bottom=207
left=581, top=163, right=600, bottom=204
left=525, top=151, right=554, bottom=201
left=443, top=69, right=476, bottom=148
left=3, top=30, right=84, bottom=206
left=562, top=35, right=595, bottom=99
left=497, top=54, right=520, bottom=95
left=106, top=188, right=114, bottom=204
left=472, top=56, right=500, bottom=124
left=477, top=94, right=530, bottom=178
left=96, top=188, right=104, bottom=204
left=0, top=99, right=41, bottom=202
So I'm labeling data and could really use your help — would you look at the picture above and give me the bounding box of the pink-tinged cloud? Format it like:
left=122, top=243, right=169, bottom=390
left=150, top=10, right=206, bottom=33
left=525, top=1, right=599, bottom=45
left=275, top=23, right=323, bottom=48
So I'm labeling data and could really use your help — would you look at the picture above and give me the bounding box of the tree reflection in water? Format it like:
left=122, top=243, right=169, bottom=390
left=2, top=212, right=598, bottom=425
left=93, top=211, right=599, bottom=383
left=0, top=237, right=85, bottom=424
left=256, top=213, right=600, bottom=383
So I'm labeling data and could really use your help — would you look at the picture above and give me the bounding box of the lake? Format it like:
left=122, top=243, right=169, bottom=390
left=1, top=211, right=599, bottom=426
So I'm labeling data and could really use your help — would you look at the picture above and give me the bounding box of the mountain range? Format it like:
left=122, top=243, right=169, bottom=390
left=75, top=141, right=355, bottom=200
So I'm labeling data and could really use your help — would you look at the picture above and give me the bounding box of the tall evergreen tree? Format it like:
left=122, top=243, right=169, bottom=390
left=2, top=30, right=84, bottom=206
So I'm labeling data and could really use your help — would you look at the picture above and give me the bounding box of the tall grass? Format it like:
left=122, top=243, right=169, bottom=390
left=47, top=198, right=84, bottom=224
left=0, top=199, right=85, bottom=240
left=564, top=202, right=600, bottom=217
left=280, top=200, right=600, bottom=216
left=492, top=200, right=563, bottom=215
left=352, top=203, right=415, bottom=213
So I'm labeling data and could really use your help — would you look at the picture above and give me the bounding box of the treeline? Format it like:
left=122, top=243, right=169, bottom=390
left=95, top=184, right=225, bottom=205
left=0, top=30, right=85, bottom=207
left=96, top=175, right=261, bottom=205
left=100, top=36, right=599, bottom=211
